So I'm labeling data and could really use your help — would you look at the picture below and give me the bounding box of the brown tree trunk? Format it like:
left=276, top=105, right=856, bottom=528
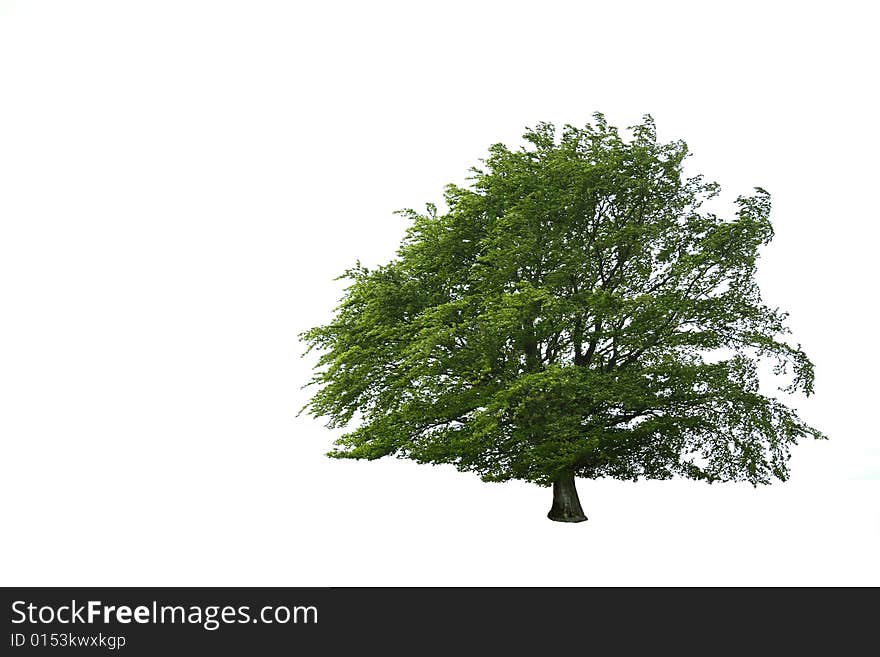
left=547, top=473, right=587, bottom=522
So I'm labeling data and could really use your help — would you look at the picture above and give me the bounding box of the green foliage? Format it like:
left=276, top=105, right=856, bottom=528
left=301, top=114, right=824, bottom=487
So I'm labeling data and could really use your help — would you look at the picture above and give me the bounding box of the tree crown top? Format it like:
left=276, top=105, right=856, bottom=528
left=302, top=114, right=823, bottom=486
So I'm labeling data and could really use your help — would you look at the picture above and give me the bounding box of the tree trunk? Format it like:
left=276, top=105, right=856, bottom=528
left=547, top=474, right=587, bottom=523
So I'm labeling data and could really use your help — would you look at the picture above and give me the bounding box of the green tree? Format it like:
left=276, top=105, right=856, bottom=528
left=301, top=114, right=824, bottom=522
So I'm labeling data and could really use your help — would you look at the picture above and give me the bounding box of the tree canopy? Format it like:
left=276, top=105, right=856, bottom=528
left=301, top=114, right=823, bottom=521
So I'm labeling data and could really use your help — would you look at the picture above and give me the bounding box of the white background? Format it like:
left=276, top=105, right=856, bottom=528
left=1, top=0, right=878, bottom=586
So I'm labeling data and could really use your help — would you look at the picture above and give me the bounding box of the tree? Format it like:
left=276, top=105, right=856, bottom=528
left=300, top=114, right=824, bottom=522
